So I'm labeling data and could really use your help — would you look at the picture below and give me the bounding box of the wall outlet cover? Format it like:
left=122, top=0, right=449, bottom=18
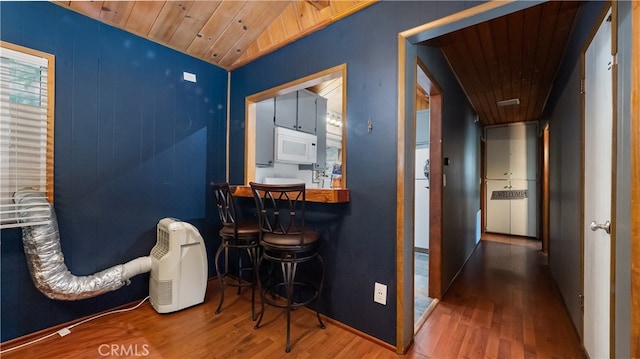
left=374, top=282, right=387, bottom=305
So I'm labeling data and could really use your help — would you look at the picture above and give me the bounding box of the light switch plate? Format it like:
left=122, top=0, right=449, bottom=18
left=183, top=71, right=196, bottom=83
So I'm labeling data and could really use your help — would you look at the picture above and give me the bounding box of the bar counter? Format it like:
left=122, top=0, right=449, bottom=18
left=231, top=186, right=350, bottom=203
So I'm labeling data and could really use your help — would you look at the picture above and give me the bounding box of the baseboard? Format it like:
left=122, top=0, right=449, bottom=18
left=0, top=297, right=148, bottom=351
left=414, top=298, right=439, bottom=333
left=304, top=307, right=398, bottom=353
left=441, top=239, right=481, bottom=296
left=0, top=276, right=222, bottom=351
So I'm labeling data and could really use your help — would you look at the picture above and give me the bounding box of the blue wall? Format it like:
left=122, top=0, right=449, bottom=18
left=0, top=2, right=228, bottom=341
left=230, top=1, right=481, bottom=345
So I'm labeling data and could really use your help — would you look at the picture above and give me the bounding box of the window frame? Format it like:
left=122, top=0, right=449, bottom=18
left=0, top=41, right=55, bottom=228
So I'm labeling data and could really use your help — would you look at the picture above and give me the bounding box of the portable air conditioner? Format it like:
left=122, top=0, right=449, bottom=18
left=149, top=218, right=208, bottom=313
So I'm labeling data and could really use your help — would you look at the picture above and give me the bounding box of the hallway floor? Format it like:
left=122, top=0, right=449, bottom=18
left=410, top=235, right=585, bottom=358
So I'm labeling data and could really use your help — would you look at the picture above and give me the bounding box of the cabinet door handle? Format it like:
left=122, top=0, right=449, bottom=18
left=503, top=172, right=508, bottom=175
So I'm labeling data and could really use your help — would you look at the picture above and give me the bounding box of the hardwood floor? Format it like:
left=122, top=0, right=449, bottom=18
left=1, top=237, right=584, bottom=358
left=411, top=236, right=585, bottom=358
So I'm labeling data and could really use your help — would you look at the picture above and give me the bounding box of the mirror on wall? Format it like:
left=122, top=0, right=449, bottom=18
left=245, top=64, right=346, bottom=189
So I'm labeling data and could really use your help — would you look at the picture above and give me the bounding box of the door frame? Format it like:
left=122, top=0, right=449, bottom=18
left=395, top=1, right=546, bottom=353
left=631, top=3, right=640, bottom=357
left=580, top=3, right=617, bottom=357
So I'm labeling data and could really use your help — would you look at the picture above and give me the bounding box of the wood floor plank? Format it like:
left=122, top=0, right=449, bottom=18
left=1, top=237, right=584, bottom=358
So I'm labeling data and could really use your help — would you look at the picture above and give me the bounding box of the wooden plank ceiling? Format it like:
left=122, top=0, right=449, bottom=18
left=53, top=0, right=377, bottom=70
left=422, top=1, right=582, bottom=126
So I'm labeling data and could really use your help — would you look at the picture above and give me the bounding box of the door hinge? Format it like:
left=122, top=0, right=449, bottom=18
left=579, top=293, right=584, bottom=313
left=580, top=79, right=585, bottom=95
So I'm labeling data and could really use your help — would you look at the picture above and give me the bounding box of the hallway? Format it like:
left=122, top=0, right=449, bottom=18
left=410, top=236, right=585, bottom=358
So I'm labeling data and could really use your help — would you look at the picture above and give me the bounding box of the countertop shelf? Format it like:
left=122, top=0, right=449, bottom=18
left=231, top=186, right=350, bottom=203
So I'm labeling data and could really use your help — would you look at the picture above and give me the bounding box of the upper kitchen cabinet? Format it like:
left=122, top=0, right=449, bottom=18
left=255, top=98, right=275, bottom=167
left=274, top=92, right=298, bottom=131
left=485, top=122, right=538, bottom=180
left=296, top=89, right=320, bottom=134
left=275, top=89, right=324, bottom=134
left=416, top=109, right=430, bottom=148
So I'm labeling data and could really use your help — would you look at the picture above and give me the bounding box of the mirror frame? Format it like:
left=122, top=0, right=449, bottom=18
left=244, top=63, right=347, bottom=187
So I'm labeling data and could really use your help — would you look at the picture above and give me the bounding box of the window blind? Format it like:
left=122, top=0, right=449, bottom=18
left=0, top=45, right=52, bottom=228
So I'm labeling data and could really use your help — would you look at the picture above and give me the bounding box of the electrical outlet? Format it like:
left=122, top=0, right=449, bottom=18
left=374, top=282, right=387, bottom=305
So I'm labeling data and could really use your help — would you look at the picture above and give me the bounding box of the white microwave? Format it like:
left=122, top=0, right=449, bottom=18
left=274, top=126, right=317, bottom=165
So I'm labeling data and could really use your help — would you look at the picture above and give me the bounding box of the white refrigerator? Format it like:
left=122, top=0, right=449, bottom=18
left=415, top=148, right=430, bottom=250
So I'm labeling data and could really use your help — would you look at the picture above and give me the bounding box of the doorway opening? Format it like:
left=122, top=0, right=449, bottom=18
left=413, top=64, right=433, bottom=330
left=413, top=60, right=442, bottom=333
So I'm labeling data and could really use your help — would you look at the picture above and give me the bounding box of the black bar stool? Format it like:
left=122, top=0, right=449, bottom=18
left=211, top=182, right=261, bottom=320
left=249, top=182, right=325, bottom=353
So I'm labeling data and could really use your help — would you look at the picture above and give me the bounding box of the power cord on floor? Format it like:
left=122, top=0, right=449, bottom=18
left=0, top=296, right=150, bottom=354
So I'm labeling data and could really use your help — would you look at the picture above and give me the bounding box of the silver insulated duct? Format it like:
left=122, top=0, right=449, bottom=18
left=14, top=191, right=151, bottom=300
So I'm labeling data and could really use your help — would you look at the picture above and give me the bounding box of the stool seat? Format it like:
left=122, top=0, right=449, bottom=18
left=262, top=229, right=319, bottom=248
left=219, top=222, right=261, bottom=238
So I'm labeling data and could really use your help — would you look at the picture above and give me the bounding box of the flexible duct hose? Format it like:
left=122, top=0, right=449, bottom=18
left=14, top=191, right=151, bottom=300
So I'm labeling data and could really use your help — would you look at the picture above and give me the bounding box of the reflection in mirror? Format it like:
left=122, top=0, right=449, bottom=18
left=245, top=65, right=346, bottom=189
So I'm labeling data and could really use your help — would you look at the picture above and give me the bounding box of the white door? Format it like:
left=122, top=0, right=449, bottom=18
left=583, top=9, right=613, bottom=359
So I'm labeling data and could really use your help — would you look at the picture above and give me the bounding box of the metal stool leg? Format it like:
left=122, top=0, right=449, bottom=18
left=214, top=244, right=227, bottom=314
left=316, top=254, right=326, bottom=329
left=282, top=261, right=297, bottom=353
left=254, top=255, right=266, bottom=329
left=247, top=245, right=259, bottom=321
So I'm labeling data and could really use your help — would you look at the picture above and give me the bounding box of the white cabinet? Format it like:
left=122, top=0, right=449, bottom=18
left=256, top=98, right=275, bottom=167
left=485, top=126, right=512, bottom=179
left=485, top=180, right=512, bottom=234
left=485, top=179, right=537, bottom=237
left=508, top=180, right=537, bottom=237
left=485, top=123, right=538, bottom=237
left=274, top=89, right=319, bottom=135
left=486, top=123, right=537, bottom=180
left=274, top=92, right=297, bottom=131
left=296, top=89, right=318, bottom=134
left=416, top=110, right=430, bottom=148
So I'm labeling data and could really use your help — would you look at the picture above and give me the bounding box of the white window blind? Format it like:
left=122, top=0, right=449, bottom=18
left=0, top=44, right=53, bottom=229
